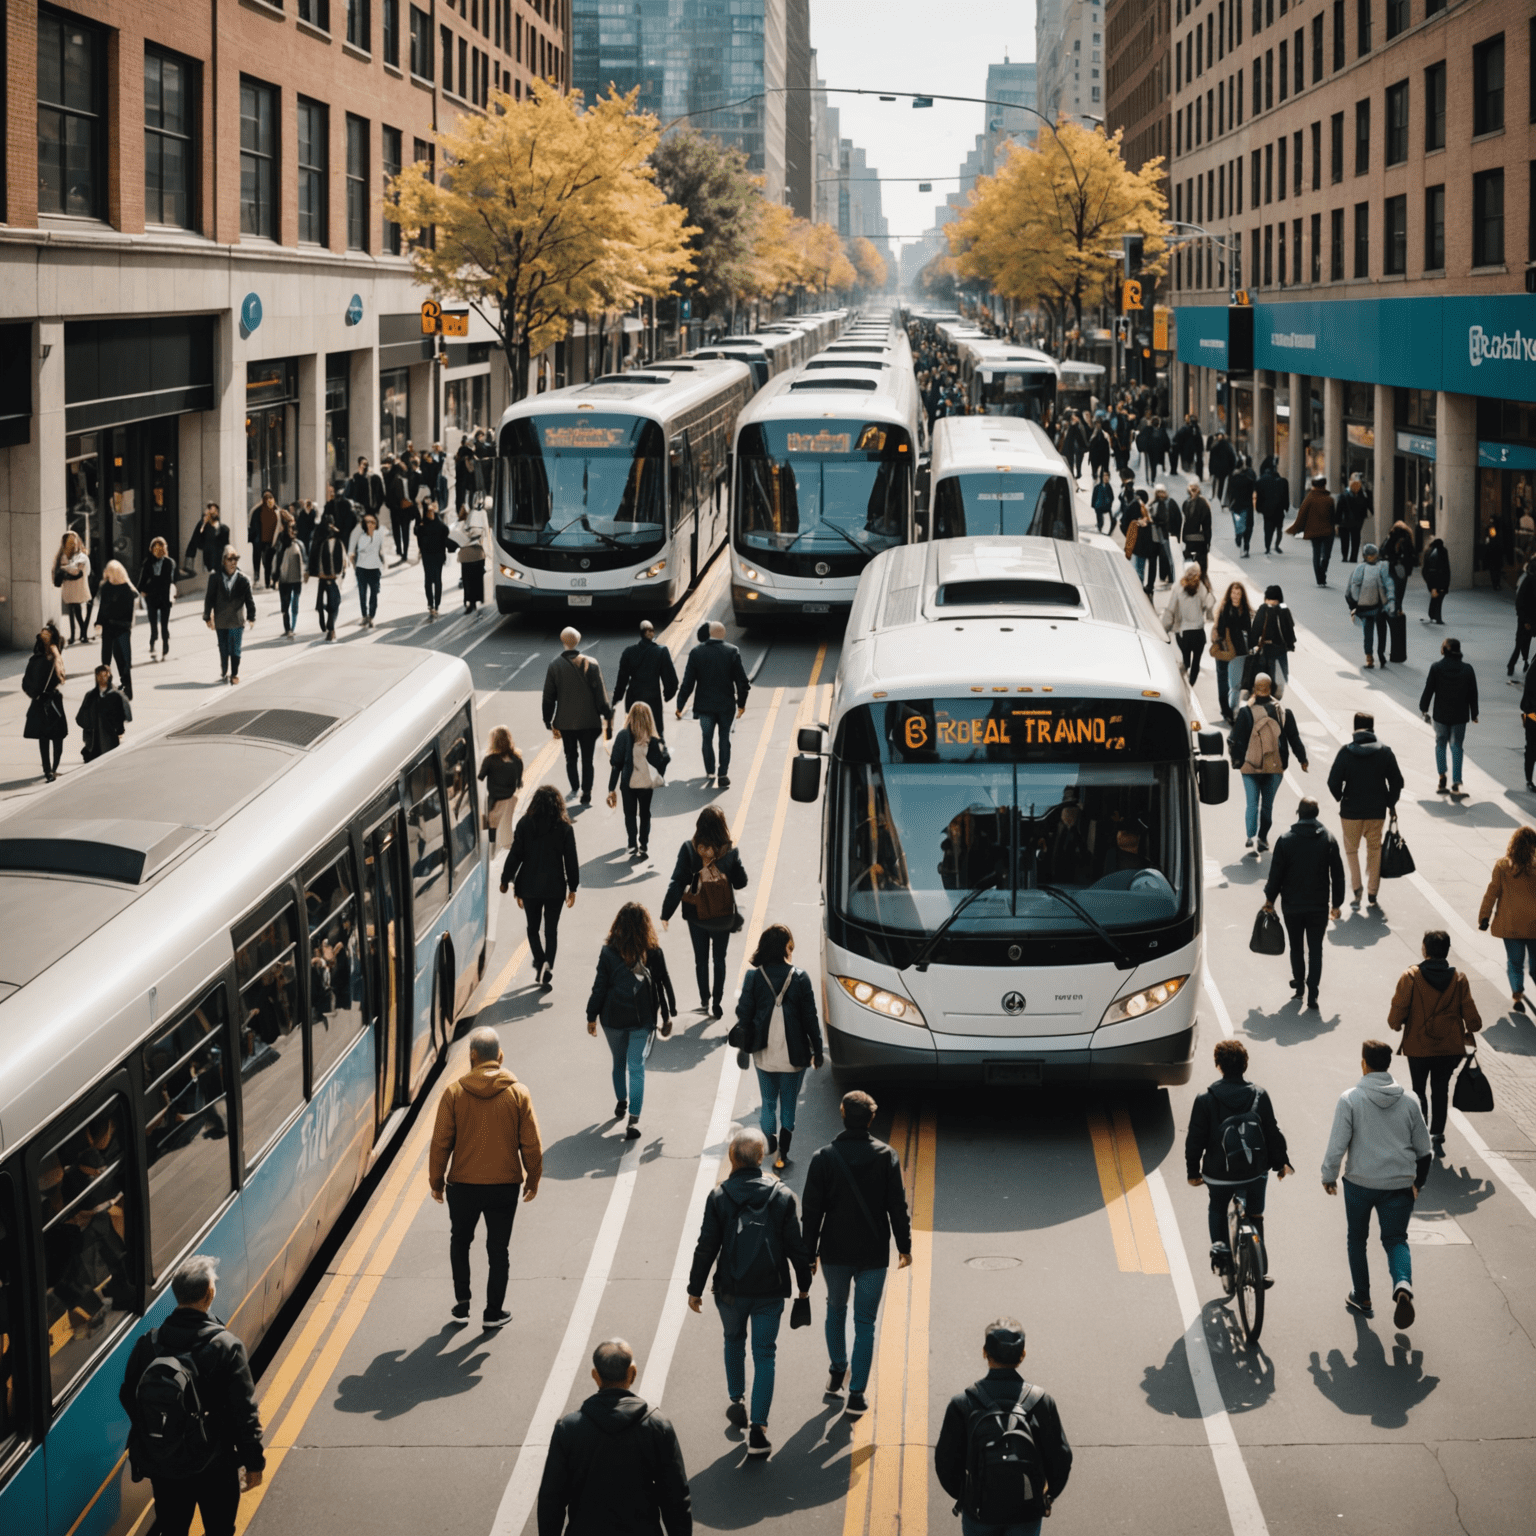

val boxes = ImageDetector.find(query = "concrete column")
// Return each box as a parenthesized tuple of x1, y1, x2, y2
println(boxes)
(1323, 375, 1345, 493)
(1288, 373, 1309, 494)
(0, 321, 66, 647)
(1438, 390, 1478, 593)
(1371, 382, 1395, 549)
(297, 353, 325, 507)
(350, 346, 378, 477)
(1253, 370, 1275, 467)
(408, 360, 434, 450)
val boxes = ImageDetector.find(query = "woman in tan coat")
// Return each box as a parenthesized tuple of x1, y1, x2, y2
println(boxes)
(1387, 929, 1481, 1154)
(54, 531, 91, 644)
(1478, 825, 1536, 1011)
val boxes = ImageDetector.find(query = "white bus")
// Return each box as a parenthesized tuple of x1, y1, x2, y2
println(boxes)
(493, 359, 753, 614)
(730, 357, 924, 625)
(956, 339, 1061, 425)
(925, 416, 1078, 542)
(792, 535, 1230, 1086)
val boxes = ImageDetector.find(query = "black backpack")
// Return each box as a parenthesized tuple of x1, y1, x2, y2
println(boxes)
(719, 1185, 784, 1293)
(604, 951, 655, 1030)
(1215, 1087, 1269, 1176)
(963, 1383, 1047, 1524)
(132, 1332, 222, 1478)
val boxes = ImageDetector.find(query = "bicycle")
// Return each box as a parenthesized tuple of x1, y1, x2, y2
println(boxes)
(1213, 1187, 1266, 1345)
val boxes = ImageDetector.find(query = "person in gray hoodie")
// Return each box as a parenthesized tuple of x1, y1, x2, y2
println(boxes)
(1321, 1039, 1432, 1329)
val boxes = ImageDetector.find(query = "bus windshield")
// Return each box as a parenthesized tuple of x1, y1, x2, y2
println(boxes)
(736, 419, 910, 566)
(933, 473, 1076, 539)
(976, 371, 1056, 425)
(833, 698, 1191, 938)
(498, 414, 665, 551)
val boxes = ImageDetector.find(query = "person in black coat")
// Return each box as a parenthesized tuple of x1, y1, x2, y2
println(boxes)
(1520, 664, 1536, 791)
(1225, 457, 1257, 557)
(1419, 637, 1479, 793)
(585, 903, 675, 1142)
(735, 924, 823, 1171)
(535, 1339, 691, 1536)
(661, 805, 748, 1015)
(606, 702, 669, 859)
(1208, 433, 1237, 502)
(204, 548, 258, 681)
(1262, 799, 1344, 1007)
(138, 537, 177, 662)
(94, 560, 138, 700)
(1245, 586, 1296, 688)
(1334, 475, 1371, 563)
(1087, 424, 1112, 477)
(23, 622, 68, 781)
(1325, 712, 1404, 905)
(1180, 482, 1213, 575)
(185, 504, 232, 575)
(1255, 464, 1290, 554)
(346, 456, 385, 521)
(414, 501, 457, 616)
(76, 665, 133, 762)
(500, 784, 579, 988)
(676, 623, 751, 787)
(1090, 470, 1115, 534)
(1509, 557, 1536, 679)
(1421, 538, 1451, 624)
(613, 621, 680, 739)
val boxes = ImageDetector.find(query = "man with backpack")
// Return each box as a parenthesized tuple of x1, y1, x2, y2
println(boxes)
(686, 1127, 812, 1459)
(1228, 673, 1308, 855)
(1262, 797, 1345, 1010)
(119, 1254, 264, 1536)
(800, 1090, 913, 1420)
(676, 621, 751, 789)
(1185, 1039, 1294, 1283)
(934, 1318, 1072, 1536)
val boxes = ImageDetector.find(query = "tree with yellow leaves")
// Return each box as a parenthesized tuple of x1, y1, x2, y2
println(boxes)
(948, 120, 1165, 335)
(390, 84, 695, 401)
(797, 221, 858, 296)
(850, 236, 889, 294)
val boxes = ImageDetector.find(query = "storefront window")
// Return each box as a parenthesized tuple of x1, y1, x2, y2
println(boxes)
(65, 436, 100, 547)
(1479, 468, 1535, 581)
(325, 361, 350, 491)
(1396, 388, 1437, 432)
(246, 359, 299, 509)
(444, 373, 490, 446)
(380, 368, 409, 457)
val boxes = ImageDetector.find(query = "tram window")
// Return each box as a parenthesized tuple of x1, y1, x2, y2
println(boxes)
(439, 708, 479, 879)
(36, 1096, 134, 1402)
(668, 433, 695, 529)
(306, 851, 366, 1085)
(141, 985, 233, 1281)
(406, 751, 449, 926)
(0, 1171, 30, 1455)
(235, 904, 306, 1166)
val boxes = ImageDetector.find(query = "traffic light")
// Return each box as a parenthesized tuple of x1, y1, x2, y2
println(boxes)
(1122, 233, 1144, 275)
(1114, 316, 1131, 346)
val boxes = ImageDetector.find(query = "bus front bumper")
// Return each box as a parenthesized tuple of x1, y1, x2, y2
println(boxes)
(495, 583, 670, 614)
(732, 584, 854, 620)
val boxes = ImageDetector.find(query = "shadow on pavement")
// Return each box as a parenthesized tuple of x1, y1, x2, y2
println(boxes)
(1140, 1303, 1278, 1417)
(1139, 1333, 1200, 1418)
(332, 1326, 492, 1420)
(1481, 1013, 1536, 1055)
(647, 1016, 728, 1074)
(687, 1404, 855, 1528)
(1414, 1160, 1496, 1218)
(1412, 796, 1519, 829)
(539, 1123, 635, 1181)
(1238, 1002, 1341, 1045)
(1327, 912, 1394, 949)
(1307, 1313, 1439, 1428)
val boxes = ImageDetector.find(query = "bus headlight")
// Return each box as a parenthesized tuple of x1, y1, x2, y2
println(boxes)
(833, 975, 926, 1026)
(636, 559, 667, 580)
(1099, 975, 1189, 1027)
(739, 564, 763, 583)
(498, 564, 526, 581)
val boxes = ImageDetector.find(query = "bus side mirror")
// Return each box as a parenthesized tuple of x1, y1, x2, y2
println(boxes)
(791, 755, 823, 803)
(1196, 730, 1224, 756)
(1197, 759, 1230, 805)
(796, 726, 824, 753)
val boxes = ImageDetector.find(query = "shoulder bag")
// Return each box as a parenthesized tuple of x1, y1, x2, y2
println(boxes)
(1379, 811, 1415, 879)
(1451, 1052, 1494, 1113)
(1249, 906, 1286, 956)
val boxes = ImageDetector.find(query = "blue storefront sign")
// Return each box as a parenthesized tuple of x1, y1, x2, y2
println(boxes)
(1479, 440, 1536, 471)
(1396, 431, 1436, 460)
(345, 293, 363, 326)
(1174, 303, 1229, 367)
(240, 292, 262, 334)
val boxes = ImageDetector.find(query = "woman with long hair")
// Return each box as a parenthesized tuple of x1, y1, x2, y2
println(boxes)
(22, 621, 68, 781)
(94, 559, 138, 700)
(1479, 825, 1536, 1011)
(137, 536, 176, 661)
(273, 508, 310, 638)
(478, 725, 524, 855)
(55, 531, 91, 644)
(661, 804, 748, 1016)
(606, 701, 669, 860)
(1212, 581, 1253, 722)
(585, 902, 675, 1141)
(736, 924, 822, 1170)
(499, 782, 579, 988)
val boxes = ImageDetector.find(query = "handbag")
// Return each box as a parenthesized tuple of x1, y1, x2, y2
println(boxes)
(1451, 1052, 1495, 1113)
(789, 1295, 812, 1329)
(1379, 812, 1415, 879)
(1249, 906, 1286, 956)
(1210, 629, 1236, 663)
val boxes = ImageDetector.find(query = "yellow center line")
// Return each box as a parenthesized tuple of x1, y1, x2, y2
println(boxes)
(1086, 1104, 1168, 1275)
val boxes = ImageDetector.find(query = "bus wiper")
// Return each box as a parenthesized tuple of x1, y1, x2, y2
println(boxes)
(1035, 884, 1133, 968)
(578, 515, 628, 553)
(905, 875, 1001, 972)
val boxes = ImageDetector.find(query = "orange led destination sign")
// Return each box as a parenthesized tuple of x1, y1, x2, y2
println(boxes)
(786, 430, 852, 454)
(542, 425, 627, 449)
(905, 709, 1126, 752)
(882, 697, 1187, 764)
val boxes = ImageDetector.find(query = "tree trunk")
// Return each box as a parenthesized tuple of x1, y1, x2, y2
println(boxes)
(508, 335, 531, 404)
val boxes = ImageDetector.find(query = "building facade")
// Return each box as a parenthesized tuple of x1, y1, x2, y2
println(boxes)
(1168, 0, 1535, 586)
(0, 0, 571, 647)
(1106, 0, 1172, 172)
(983, 58, 1039, 173)
(1037, 0, 1107, 125)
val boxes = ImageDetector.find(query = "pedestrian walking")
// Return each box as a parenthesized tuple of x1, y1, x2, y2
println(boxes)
(1346, 545, 1395, 671)
(1124, 498, 1158, 597)
(1090, 469, 1115, 534)
(271, 510, 308, 639)
(308, 514, 348, 642)
(606, 701, 669, 859)
(1115, 471, 1140, 535)
(1325, 711, 1404, 911)
(660, 805, 748, 1017)
(1150, 484, 1177, 586)
(1208, 431, 1236, 503)
(1185, 1039, 1293, 1281)
(415, 500, 455, 617)
(1060, 411, 1087, 480)
(347, 456, 385, 523)
(1478, 825, 1536, 1011)
(247, 489, 281, 588)
(686, 1127, 813, 1459)
(22, 621, 68, 781)
(536, 1338, 692, 1536)
(1211, 581, 1251, 723)
(1244, 585, 1297, 688)
(1335, 474, 1370, 564)
(1321, 1039, 1431, 1328)
(1509, 558, 1536, 680)
(1480, 514, 1505, 589)
(801, 1090, 912, 1419)
(1262, 798, 1343, 1009)
(1087, 423, 1112, 481)
(1162, 563, 1215, 683)
(94, 559, 137, 700)
(478, 726, 525, 855)
(1255, 460, 1291, 555)
(1381, 519, 1418, 613)
(385, 456, 416, 563)
(1420, 537, 1450, 625)
(1180, 479, 1212, 575)
(586, 902, 675, 1142)
(136, 538, 176, 662)
(428, 1026, 542, 1329)
(1521, 668, 1536, 791)
(736, 924, 823, 1171)
(203, 548, 256, 683)
(454, 440, 477, 513)
(676, 621, 750, 788)
(1288, 475, 1336, 586)
(119, 1255, 264, 1536)
(454, 507, 487, 612)
(185, 503, 232, 577)
(76, 664, 132, 761)
(1388, 930, 1481, 1157)
(347, 511, 387, 627)
(1225, 455, 1257, 557)
(614, 620, 680, 740)
(54, 530, 92, 644)
(500, 784, 580, 989)
(1419, 637, 1479, 795)
(543, 628, 612, 805)
(934, 1317, 1073, 1536)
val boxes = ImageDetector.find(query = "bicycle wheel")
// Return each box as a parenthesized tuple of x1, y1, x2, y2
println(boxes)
(1234, 1229, 1265, 1345)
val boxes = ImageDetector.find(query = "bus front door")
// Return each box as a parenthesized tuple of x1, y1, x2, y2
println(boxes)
(363, 815, 408, 1139)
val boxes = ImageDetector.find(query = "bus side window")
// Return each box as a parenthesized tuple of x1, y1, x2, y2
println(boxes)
(235, 904, 305, 1167)
(668, 434, 690, 530)
(141, 984, 234, 1282)
(406, 751, 450, 927)
(439, 707, 479, 881)
(0, 1168, 32, 1456)
(305, 851, 366, 1087)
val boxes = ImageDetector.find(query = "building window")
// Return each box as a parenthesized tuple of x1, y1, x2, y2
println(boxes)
(1332, 0, 1344, 71)
(1265, 48, 1273, 110)
(1356, 0, 1371, 57)
(1276, 137, 1286, 200)
(1383, 194, 1406, 274)
(410, 5, 434, 79)
(1330, 111, 1344, 182)
(1473, 35, 1504, 136)
(381, 124, 402, 254)
(1385, 81, 1408, 165)
(1423, 63, 1446, 152)
(1264, 222, 1273, 285)
(1310, 120, 1321, 189)
(1472, 169, 1504, 266)
(1355, 98, 1369, 174)
(144, 47, 195, 229)
(1530, 162, 1536, 262)
(383, 0, 399, 65)
(1277, 220, 1286, 283)
(1353, 200, 1369, 277)
(412, 137, 435, 249)
(37, 8, 105, 218)
(346, 115, 368, 250)
(1330, 206, 1345, 279)
(1424, 184, 1445, 269)
(1385, 0, 1407, 40)
(1251, 149, 1261, 207)
(347, 0, 370, 48)
(297, 0, 330, 27)
(1310, 210, 1322, 281)
(1292, 216, 1302, 283)
(240, 78, 277, 238)
(297, 99, 328, 245)
(1293, 129, 1302, 195)
(1279, 39, 1288, 101)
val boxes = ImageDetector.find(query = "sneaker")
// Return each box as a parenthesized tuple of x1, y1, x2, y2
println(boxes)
(1368, 893, 1382, 912)
(844, 1391, 869, 1418)
(539, 962, 553, 989)
(1432, 1133, 1445, 1157)
(625, 1117, 641, 1141)
(746, 1425, 771, 1457)
(712, 1002, 724, 1020)
(1351, 889, 1363, 909)
(628, 845, 639, 859)
(1289, 978, 1304, 997)
(1514, 995, 1527, 1014)
(450, 1300, 471, 1324)
(726, 1399, 748, 1429)
(1256, 837, 1269, 853)
(718, 774, 731, 789)
(825, 1367, 847, 1396)
(1306, 991, 1319, 1010)
(1345, 1291, 1374, 1318)
(1245, 837, 1254, 850)
(766, 1133, 778, 1154)
(1437, 776, 1448, 794)
(1452, 782, 1462, 795)
(482, 1309, 512, 1329)
(1393, 1286, 1415, 1329)
(1526, 781, 1535, 793)
(638, 845, 648, 859)
(614, 1099, 628, 1119)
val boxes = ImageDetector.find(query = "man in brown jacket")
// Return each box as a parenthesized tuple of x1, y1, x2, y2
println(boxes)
(430, 1026, 543, 1328)
(1387, 930, 1482, 1156)
(1288, 474, 1337, 588)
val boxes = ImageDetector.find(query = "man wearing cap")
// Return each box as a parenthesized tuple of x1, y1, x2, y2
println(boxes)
(1289, 475, 1338, 587)
(935, 1317, 1073, 1535)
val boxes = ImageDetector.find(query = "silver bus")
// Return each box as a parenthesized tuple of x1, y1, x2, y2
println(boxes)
(926, 416, 1078, 542)
(956, 340, 1061, 426)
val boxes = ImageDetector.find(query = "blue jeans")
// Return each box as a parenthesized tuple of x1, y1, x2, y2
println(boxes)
(1206, 1174, 1268, 1246)
(356, 565, 381, 618)
(278, 582, 302, 632)
(1433, 721, 1465, 781)
(1215, 657, 1235, 716)
(1502, 937, 1536, 995)
(755, 1068, 805, 1138)
(215, 627, 243, 676)
(821, 1264, 887, 1393)
(603, 1025, 652, 1117)
(715, 1294, 783, 1425)
(1342, 1179, 1414, 1298)
(961, 1518, 1042, 1536)
(1242, 772, 1280, 840)
(698, 711, 735, 776)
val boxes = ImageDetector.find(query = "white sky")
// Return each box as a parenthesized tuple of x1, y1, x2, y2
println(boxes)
(809, 0, 1038, 252)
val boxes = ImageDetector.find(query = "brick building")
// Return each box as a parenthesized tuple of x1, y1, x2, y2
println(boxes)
(0, 0, 571, 645)
(1166, 0, 1536, 587)
(1106, 0, 1172, 173)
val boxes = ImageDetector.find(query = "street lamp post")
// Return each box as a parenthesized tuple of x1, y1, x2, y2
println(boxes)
(1165, 221, 1243, 303)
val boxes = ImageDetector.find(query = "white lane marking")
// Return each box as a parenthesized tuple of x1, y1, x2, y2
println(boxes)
(1145, 1168, 1271, 1536)
(487, 1141, 644, 1536)
(1448, 1109, 1536, 1225)
(1202, 964, 1236, 1038)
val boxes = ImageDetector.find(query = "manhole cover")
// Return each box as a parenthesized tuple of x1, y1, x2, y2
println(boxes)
(965, 1255, 1022, 1270)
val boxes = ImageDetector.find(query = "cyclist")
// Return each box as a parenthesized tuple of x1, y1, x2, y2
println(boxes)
(1185, 1039, 1294, 1284)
